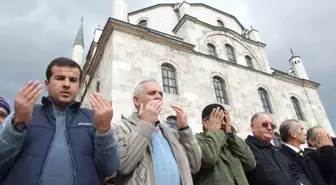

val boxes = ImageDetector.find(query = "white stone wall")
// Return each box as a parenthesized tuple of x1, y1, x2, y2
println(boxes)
(128, 4, 271, 72)
(128, 4, 244, 36)
(175, 20, 271, 73)
(188, 4, 243, 34)
(128, 5, 179, 35)
(80, 30, 333, 136)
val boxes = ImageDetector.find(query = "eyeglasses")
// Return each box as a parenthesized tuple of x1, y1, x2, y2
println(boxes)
(261, 122, 276, 130)
(0, 111, 8, 118)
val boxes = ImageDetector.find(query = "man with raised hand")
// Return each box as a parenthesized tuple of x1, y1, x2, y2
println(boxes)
(305, 126, 336, 185)
(195, 104, 255, 185)
(0, 57, 119, 185)
(110, 79, 201, 185)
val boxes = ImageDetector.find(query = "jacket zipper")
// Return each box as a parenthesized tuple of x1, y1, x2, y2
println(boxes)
(37, 114, 56, 185)
(37, 102, 78, 185)
(65, 124, 78, 185)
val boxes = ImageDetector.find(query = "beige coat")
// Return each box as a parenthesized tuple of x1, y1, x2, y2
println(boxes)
(109, 112, 202, 185)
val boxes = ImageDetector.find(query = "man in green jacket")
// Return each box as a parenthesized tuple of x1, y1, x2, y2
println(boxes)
(194, 104, 256, 185)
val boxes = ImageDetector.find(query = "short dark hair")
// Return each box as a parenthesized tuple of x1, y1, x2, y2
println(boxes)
(279, 119, 298, 143)
(202, 103, 225, 120)
(46, 57, 82, 81)
(306, 126, 321, 147)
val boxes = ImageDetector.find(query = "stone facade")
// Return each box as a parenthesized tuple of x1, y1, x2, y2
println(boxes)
(79, 2, 334, 137)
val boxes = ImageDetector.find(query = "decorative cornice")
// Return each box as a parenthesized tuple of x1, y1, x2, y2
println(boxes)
(172, 14, 266, 48)
(271, 68, 320, 89)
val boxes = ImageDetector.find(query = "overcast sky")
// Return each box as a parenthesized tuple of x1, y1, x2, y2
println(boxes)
(0, 0, 335, 129)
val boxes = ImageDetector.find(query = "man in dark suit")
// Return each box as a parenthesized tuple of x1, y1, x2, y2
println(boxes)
(305, 126, 336, 185)
(245, 113, 311, 185)
(279, 119, 326, 185)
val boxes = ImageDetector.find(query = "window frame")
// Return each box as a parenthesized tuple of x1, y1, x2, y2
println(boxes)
(161, 64, 178, 95)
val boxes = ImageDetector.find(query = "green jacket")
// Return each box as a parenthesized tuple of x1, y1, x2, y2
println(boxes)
(194, 130, 256, 185)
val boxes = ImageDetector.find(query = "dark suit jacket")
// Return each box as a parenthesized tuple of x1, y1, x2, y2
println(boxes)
(305, 146, 336, 185)
(280, 144, 326, 185)
(245, 136, 311, 185)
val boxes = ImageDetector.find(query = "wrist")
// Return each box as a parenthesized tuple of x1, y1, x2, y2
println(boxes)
(96, 126, 111, 135)
(11, 118, 27, 132)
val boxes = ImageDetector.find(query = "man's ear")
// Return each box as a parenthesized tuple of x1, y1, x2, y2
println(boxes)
(133, 96, 139, 107)
(290, 131, 296, 138)
(308, 139, 315, 147)
(44, 80, 49, 91)
(250, 123, 255, 132)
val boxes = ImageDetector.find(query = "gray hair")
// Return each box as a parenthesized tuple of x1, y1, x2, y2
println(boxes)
(306, 126, 323, 147)
(133, 79, 159, 96)
(250, 112, 270, 123)
(279, 119, 299, 142)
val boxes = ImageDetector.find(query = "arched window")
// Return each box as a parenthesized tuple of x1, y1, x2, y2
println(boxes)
(245, 55, 253, 68)
(291, 97, 304, 120)
(258, 88, 273, 114)
(166, 115, 177, 130)
(161, 64, 178, 95)
(217, 20, 224, 27)
(207, 43, 217, 57)
(225, 44, 236, 62)
(138, 20, 147, 27)
(213, 76, 229, 105)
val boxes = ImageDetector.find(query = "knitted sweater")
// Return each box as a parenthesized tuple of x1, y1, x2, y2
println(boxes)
(194, 130, 256, 185)
(108, 112, 202, 185)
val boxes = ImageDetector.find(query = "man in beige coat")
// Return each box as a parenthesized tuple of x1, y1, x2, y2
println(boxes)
(109, 79, 201, 185)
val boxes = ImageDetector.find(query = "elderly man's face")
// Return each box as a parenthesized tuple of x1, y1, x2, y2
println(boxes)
(251, 113, 276, 143)
(0, 107, 9, 124)
(133, 81, 163, 111)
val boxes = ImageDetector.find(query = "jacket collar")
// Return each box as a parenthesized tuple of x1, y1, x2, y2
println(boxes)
(122, 112, 160, 126)
(246, 135, 273, 148)
(281, 144, 303, 157)
(282, 143, 301, 153)
(41, 96, 80, 112)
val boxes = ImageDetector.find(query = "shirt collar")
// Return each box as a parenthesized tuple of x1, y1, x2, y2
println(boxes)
(283, 143, 301, 153)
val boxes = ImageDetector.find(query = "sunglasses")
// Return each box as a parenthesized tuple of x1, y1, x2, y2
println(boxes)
(261, 122, 276, 130)
(0, 111, 8, 118)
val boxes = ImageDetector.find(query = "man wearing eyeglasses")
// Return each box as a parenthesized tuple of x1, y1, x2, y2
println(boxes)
(279, 119, 326, 185)
(245, 112, 311, 185)
(0, 96, 11, 129)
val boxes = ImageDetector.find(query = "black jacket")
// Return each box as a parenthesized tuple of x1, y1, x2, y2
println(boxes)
(305, 146, 336, 185)
(280, 144, 326, 185)
(245, 136, 311, 185)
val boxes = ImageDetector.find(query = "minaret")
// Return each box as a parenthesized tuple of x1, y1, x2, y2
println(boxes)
(72, 17, 84, 66)
(289, 49, 309, 80)
(112, 0, 128, 22)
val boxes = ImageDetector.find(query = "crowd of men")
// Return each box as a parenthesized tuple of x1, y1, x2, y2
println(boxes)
(0, 57, 335, 185)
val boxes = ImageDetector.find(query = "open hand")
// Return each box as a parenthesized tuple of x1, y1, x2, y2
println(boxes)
(90, 92, 113, 134)
(221, 110, 232, 133)
(315, 133, 333, 148)
(171, 105, 187, 129)
(139, 100, 162, 125)
(205, 107, 224, 131)
(14, 81, 42, 123)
